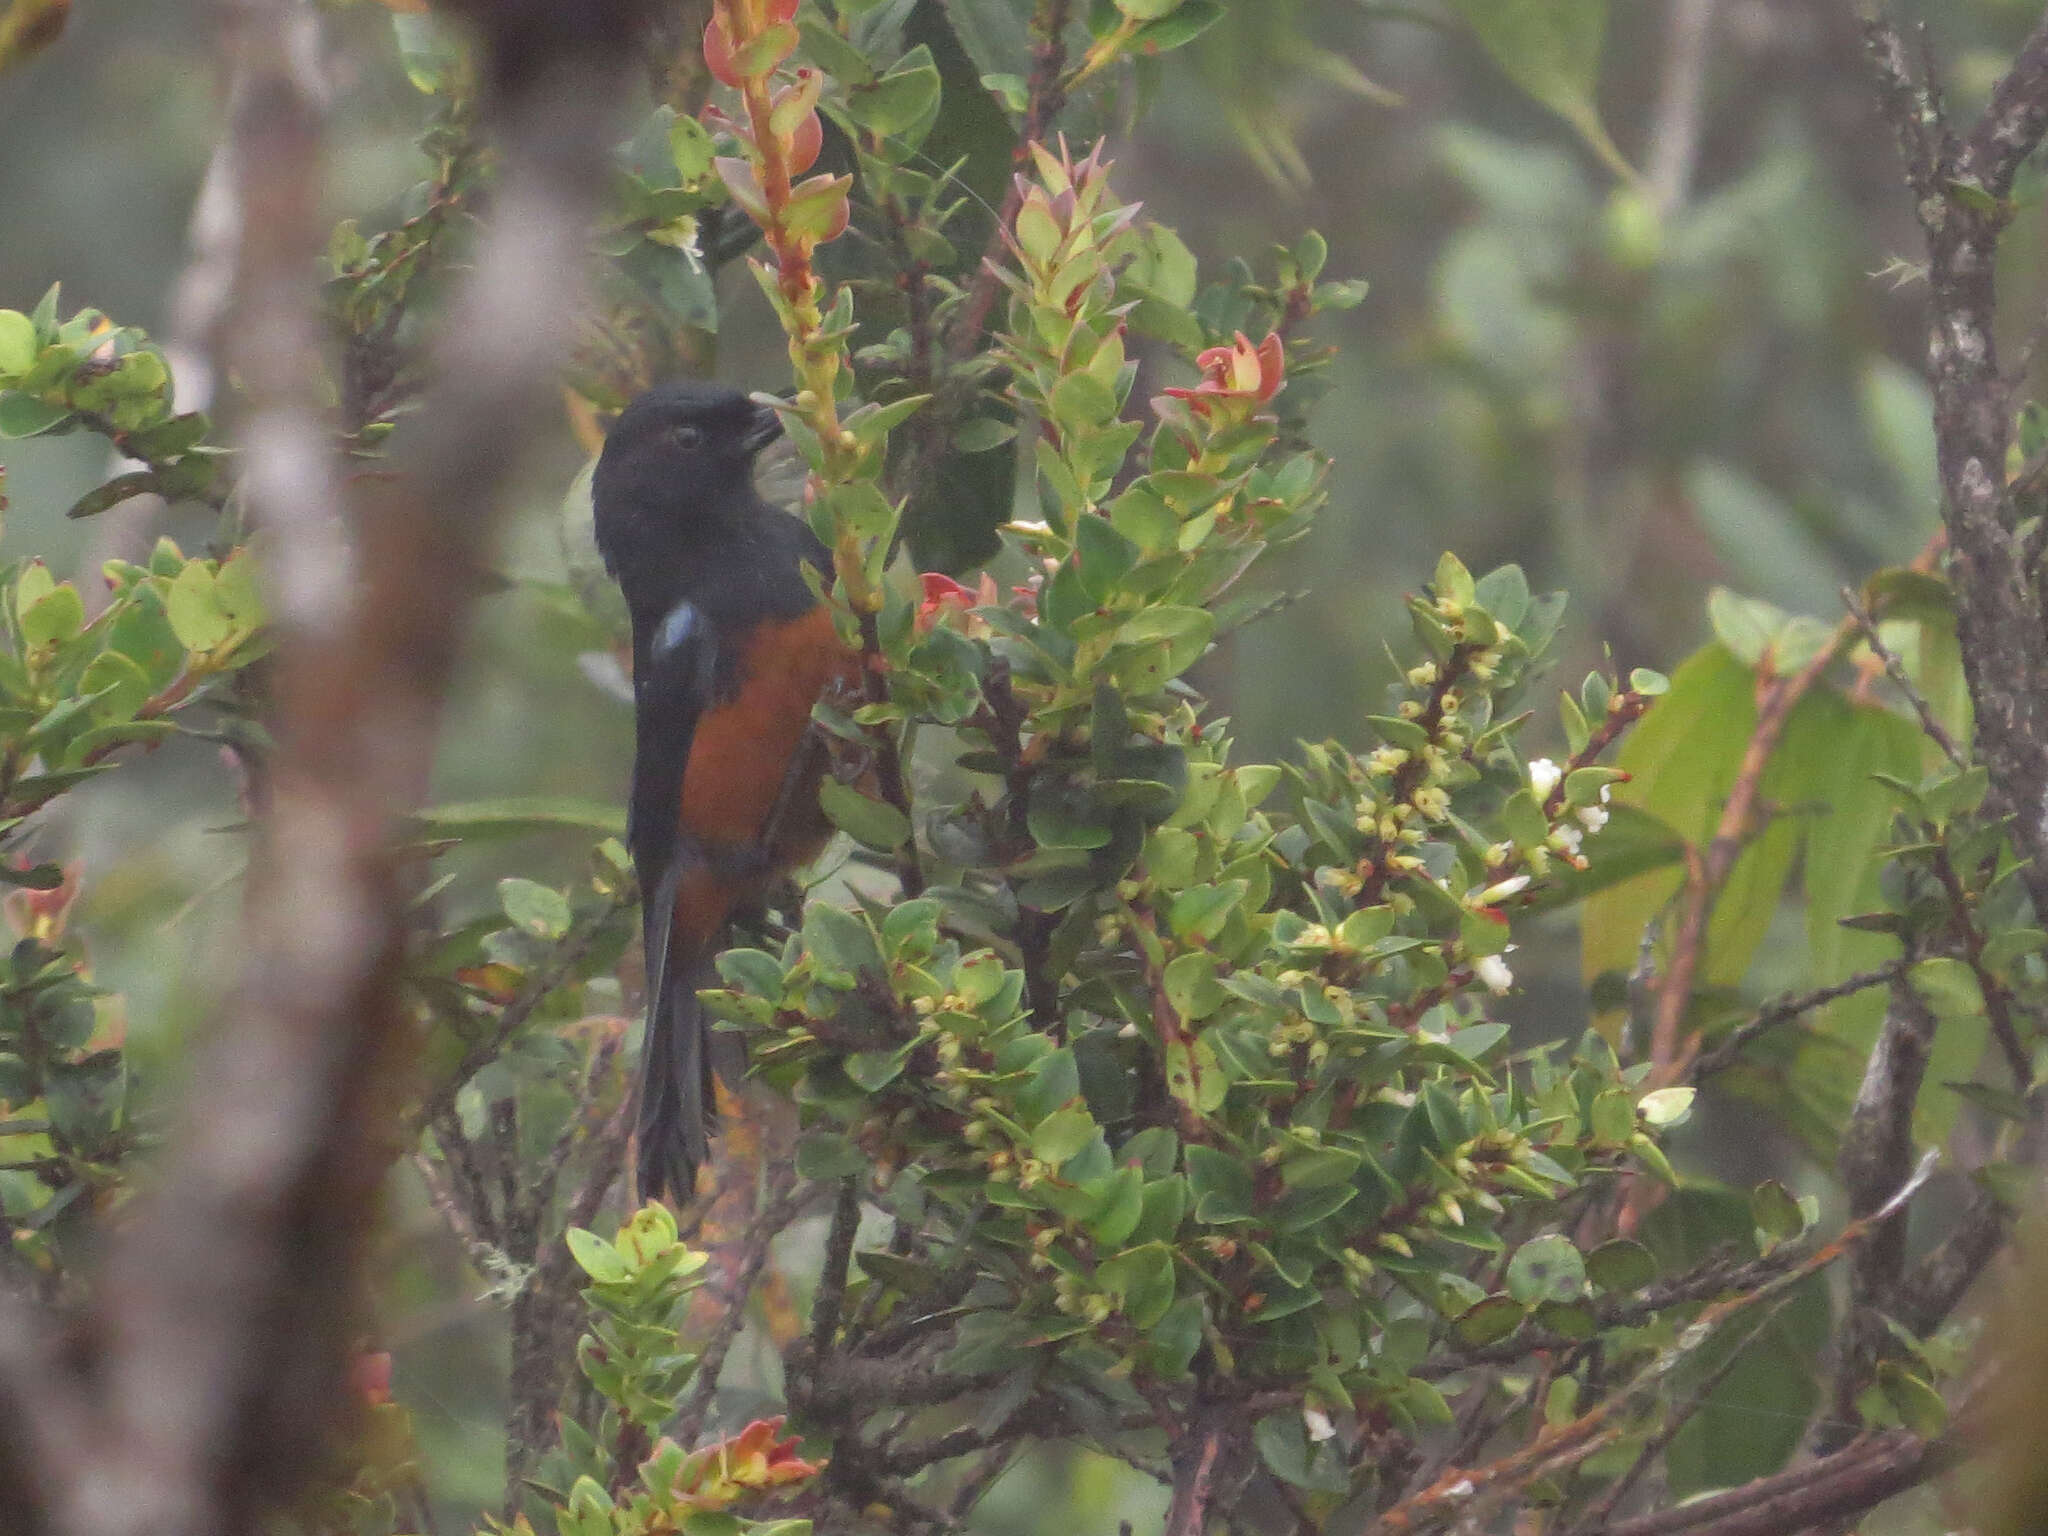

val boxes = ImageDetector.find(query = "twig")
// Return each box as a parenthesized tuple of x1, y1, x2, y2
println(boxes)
(0, 6, 648, 1533)
(1383, 1154, 1939, 1529)
(505, 1052, 634, 1499)
(1926, 838, 2034, 1089)
(1896, 1181, 2013, 1336)
(944, 0, 1072, 366)
(1598, 1429, 1953, 1536)
(430, 1107, 504, 1251)
(672, 1168, 806, 1445)
(1163, 1409, 1238, 1536)
(412, 1148, 513, 1283)
(409, 897, 623, 1137)
(1822, 977, 1942, 1453)
(809, 1177, 863, 1357)
(1691, 962, 1909, 1079)
(1648, 534, 1940, 1088)
(1556, 1301, 1794, 1536)
(1648, 623, 1852, 1084)
(1645, 0, 1719, 215)
(856, 610, 925, 898)
(979, 660, 1058, 1023)
(1840, 586, 1965, 769)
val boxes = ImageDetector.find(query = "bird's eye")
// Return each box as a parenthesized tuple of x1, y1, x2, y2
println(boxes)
(664, 423, 704, 452)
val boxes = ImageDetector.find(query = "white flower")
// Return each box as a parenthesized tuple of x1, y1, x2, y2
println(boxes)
(1527, 758, 1562, 798)
(1475, 875, 1531, 904)
(1552, 823, 1584, 857)
(1577, 804, 1610, 835)
(1476, 952, 1515, 994)
(1303, 1406, 1337, 1443)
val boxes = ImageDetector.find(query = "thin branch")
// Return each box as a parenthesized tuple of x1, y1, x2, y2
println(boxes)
(1841, 586, 1965, 768)
(1163, 1409, 1240, 1536)
(0, 4, 647, 1532)
(1555, 1300, 1795, 1536)
(1645, 0, 1719, 215)
(809, 1177, 863, 1357)
(413, 1148, 514, 1283)
(855, 610, 925, 898)
(945, 0, 1072, 366)
(410, 895, 624, 1137)
(1648, 535, 1941, 1088)
(673, 1169, 807, 1446)
(1648, 625, 1851, 1082)
(1927, 837, 2034, 1089)
(1598, 1429, 1953, 1536)
(1384, 1155, 1939, 1529)
(1895, 1182, 2013, 1336)
(1691, 962, 1909, 1079)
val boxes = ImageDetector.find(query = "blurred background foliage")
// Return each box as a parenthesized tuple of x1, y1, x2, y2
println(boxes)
(0, 0, 2029, 1527)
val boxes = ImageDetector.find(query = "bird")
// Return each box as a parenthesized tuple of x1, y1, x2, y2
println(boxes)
(592, 379, 858, 1203)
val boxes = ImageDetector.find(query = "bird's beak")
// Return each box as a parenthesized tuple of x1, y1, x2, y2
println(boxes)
(744, 399, 786, 453)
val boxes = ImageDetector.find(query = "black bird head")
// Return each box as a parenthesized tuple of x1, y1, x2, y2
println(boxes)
(592, 381, 785, 604)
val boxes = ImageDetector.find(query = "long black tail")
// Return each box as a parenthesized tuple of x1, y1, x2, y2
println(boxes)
(635, 960, 715, 1205)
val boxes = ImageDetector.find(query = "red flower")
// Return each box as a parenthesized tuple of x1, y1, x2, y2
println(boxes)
(1161, 331, 1286, 421)
(916, 572, 975, 632)
(915, 571, 1000, 635)
(722, 1416, 822, 1488)
(662, 1415, 826, 1512)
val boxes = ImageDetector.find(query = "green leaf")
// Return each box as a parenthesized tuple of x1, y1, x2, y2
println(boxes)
(565, 1227, 632, 1284)
(1585, 1239, 1657, 1293)
(65, 470, 161, 522)
(1096, 1242, 1175, 1328)
(164, 560, 231, 652)
(1581, 644, 1797, 1041)
(1442, 0, 1632, 181)
(1186, 1143, 1253, 1223)
(845, 1048, 907, 1091)
(797, 18, 876, 84)
(820, 778, 911, 850)
(1909, 957, 1983, 1019)
(1168, 879, 1248, 941)
(1504, 1233, 1584, 1305)
(499, 877, 572, 940)
(669, 112, 715, 182)
(1130, 0, 1223, 51)
(79, 651, 151, 722)
(1637, 1086, 1695, 1128)
(1115, 606, 1213, 679)
(1749, 1179, 1806, 1249)
(795, 1132, 868, 1180)
(1032, 1105, 1096, 1167)
(409, 797, 627, 841)
(844, 47, 942, 138)
(19, 582, 82, 646)
(0, 312, 34, 377)
(0, 392, 70, 438)
(1455, 1293, 1527, 1345)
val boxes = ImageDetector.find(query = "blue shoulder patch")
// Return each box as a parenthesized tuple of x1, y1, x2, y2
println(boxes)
(652, 600, 702, 659)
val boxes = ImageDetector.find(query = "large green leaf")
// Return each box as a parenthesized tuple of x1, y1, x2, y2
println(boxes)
(409, 797, 627, 842)
(1442, 0, 1633, 181)
(1583, 644, 1793, 1035)
(1704, 691, 1918, 1153)
(1642, 1184, 1828, 1495)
